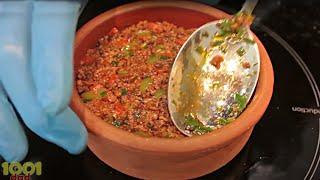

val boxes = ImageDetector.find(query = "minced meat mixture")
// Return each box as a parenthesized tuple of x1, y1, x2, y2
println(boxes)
(76, 21, 194, 138)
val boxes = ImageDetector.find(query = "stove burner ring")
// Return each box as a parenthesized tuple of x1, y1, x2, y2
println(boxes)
(259, 24, 320, 180)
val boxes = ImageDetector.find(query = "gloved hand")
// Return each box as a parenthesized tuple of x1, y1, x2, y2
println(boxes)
(0, 0, 88, 162)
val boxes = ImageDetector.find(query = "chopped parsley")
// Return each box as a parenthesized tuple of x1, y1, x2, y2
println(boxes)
(140, 77, 153, 93)
(111, 60, 119, 67)
(218, 118, 233, 125)
(154, 89, 165, 99)
(97, 88, 107, 98)
(147, 54, 158, 64)
(184, 115, 212, 135)
(236, 47, 246, 57)
(120, 88, 128, 96)
(235, 93, 247, 111)
(244, 38, 255, 44)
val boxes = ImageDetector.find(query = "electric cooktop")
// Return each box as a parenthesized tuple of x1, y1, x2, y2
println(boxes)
(1, 0, 319, 179)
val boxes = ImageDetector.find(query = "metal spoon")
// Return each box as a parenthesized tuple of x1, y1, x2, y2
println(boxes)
(168, 0, 260, 136)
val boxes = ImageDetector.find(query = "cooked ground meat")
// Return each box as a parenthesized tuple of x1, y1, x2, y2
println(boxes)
(76, 21, 194, 138)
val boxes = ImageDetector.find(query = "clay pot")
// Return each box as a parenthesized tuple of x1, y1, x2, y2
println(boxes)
(71, 1, 274, 179)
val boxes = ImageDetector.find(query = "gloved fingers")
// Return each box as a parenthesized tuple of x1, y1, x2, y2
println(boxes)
(0, 83, 28, 162)
(32, 1, 81, 116)
(47, 107, 88, 154)
(0, 1, 87, 154)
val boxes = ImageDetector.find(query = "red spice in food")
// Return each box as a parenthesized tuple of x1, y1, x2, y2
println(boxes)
(242, 61, 251, 69)
(77, 21, 194, 138)
(210, 55, 224, 69)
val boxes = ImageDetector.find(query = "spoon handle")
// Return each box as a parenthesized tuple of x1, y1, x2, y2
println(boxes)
(240, 0, 258, 15)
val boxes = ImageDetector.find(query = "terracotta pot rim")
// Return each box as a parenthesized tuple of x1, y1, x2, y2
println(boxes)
(71, 0, 274, 153)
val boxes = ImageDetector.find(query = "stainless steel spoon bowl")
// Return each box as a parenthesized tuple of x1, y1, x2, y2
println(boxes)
(168, 0, 260, 136)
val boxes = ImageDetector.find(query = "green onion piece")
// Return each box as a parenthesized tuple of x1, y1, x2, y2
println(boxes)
(155, 44, 165, 50)
(219, 19, 232, 32)
(147, 54, 158, 64)
(244, 38, 255, 44)
(120, 88, 128, 96)
(184, 115, 212, 134)
(140, 77, 153, 93)
(219, 118, 233, 125)
(111, 60, 119, 67)
(117, 69, 128, 75)
(195, 46, 204, 54)
(185, 115, 201, 128)
(141, 42, 148, 49)
(125, 50, 134, 57)
(196, 126, 213, 134)
(160, 55, 169, 60)
(154, 89, 165, 99)
(123, 45, 134, 57)
(211, 40, 224, 47)
(235, 93, 247, 111)
(81, 91, 96, 103)
(97, 88, 107, 98)
(236, 47, 246, 57)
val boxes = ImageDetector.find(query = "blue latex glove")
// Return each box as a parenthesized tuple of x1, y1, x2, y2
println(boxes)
(0, 0, 88, 162)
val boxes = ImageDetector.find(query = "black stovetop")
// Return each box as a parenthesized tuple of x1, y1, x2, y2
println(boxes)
(2, 0, 320, 179)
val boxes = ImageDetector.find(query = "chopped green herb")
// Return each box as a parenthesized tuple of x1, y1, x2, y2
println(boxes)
(122, 45, 134, 57)
(81, 91, 96, 103)
(160, 55, 169, 60)
(210, 40, 224, 47)
(147, 54, 158, 64)
(140, 77, 153, 93)
(235, 93, 247, 111)
(120, 88, 128, 96)
(97, 88, 107, 98)
(219, 44, 228, 54)
(184, 115, 212, 134)
(219, 118, 233, 125)
(218, 19, 232, 32)
(117, 69, 128, 75)
(154, 89, 165, 99)
(141, 42, 148, 49)
(218, 30, 231, 37)
(126, 50, 134, 57)
(244, 38, 255, 44)
(155, 44, 165, 50)
(195, 46, 204, 54)
(111, 60, 119, 67)
(112, 120, 122, 127)
(185, 115, 201, 128)
(236, 47, 246, 56)
(196, 126, 213, 134)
